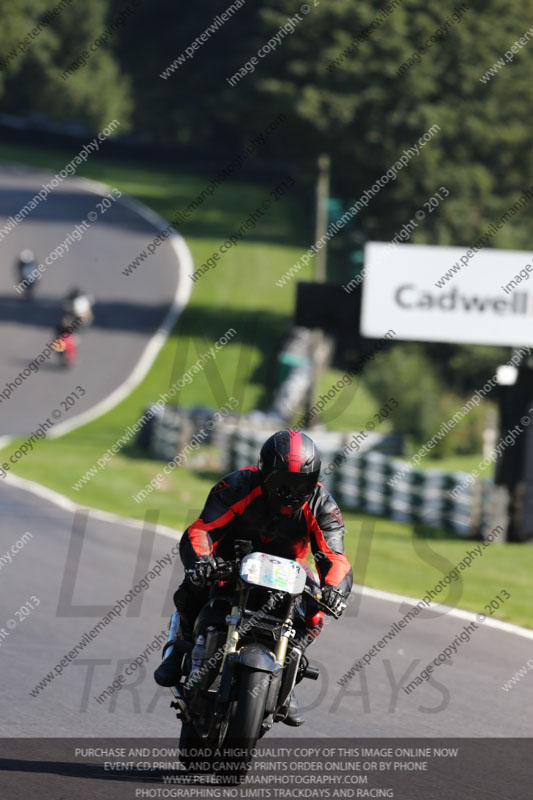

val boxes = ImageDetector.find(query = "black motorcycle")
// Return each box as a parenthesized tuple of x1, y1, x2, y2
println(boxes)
(162, 539, 338, 777)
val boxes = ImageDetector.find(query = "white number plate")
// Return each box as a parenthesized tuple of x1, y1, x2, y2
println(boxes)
(240, 552, 307, 595)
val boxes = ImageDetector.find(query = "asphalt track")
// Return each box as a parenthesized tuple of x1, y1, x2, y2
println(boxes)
(0, 164, 184, 438)
(1, 477, 532, 741)
(1, 478, 532, 797)
(0, 168, 531, 798)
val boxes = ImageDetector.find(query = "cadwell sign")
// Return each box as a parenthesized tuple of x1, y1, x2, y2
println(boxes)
(360, 242, 533, 346)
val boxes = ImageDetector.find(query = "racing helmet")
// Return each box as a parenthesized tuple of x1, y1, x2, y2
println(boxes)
(258, 430, 321, 514)
(19, 249, 35, 263)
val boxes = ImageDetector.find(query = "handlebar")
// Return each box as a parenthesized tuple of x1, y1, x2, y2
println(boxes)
(185, 558, 236, 584)
(188, 557, 342, 619)
(213, 559, 236, 581)
(303, 585, 342, 619)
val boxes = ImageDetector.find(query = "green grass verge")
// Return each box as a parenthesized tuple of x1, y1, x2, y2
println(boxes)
(1, 141, 530, 629)
(346, 514, 532, 629)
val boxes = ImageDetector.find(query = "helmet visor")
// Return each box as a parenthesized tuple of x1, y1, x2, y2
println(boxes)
(264, 470, 317, 506)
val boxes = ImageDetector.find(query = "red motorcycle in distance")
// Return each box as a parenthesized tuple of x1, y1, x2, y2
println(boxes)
(52, 315, 78, 368)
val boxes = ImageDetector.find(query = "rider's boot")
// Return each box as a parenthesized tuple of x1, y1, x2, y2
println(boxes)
(282, 692, 305, 727)
(154, 610, 192, 687)
(154, 647, 183, 687)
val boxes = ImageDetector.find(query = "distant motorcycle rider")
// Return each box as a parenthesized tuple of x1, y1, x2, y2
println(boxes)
(16, 249, 38, 298)
(63, 288, 94, 327)
(52, 315, 78, 368)
(154, 430, 353, 726)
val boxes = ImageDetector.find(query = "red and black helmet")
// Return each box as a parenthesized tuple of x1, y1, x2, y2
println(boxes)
(258, 430, 321, 514)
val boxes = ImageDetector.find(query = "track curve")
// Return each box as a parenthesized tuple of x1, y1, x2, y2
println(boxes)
(0, 164, 192, 439)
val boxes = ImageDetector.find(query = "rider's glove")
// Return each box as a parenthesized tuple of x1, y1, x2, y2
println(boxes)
(188, 557, 217, 588)
(322, 586, 347, 617)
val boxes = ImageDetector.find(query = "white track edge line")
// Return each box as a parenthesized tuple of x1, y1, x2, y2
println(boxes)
(5, 472, 181, 542)
(5, 472, 533, 642)
(353, 584, 533, 641)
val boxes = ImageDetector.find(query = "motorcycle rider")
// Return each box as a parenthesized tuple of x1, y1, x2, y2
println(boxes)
(154, 429, 353, 726)
(52, 314, 78, 367)
(16, 249, 38, 298)
(63, 288, 94, 327)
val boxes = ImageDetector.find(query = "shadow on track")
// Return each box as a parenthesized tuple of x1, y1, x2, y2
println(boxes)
(0, 295, 171, 334)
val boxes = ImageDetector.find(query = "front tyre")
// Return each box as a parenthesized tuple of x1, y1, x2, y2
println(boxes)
(218, 666, 271, 783)
(179, 722, 215, 772)
(226, 666, 270, 743)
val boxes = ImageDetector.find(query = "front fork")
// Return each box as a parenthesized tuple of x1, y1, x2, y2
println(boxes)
(275, 622, 293, 665)
(217, 597, 298, 726)
(220, 605, 241, 672)
(220, 602, 295, 670)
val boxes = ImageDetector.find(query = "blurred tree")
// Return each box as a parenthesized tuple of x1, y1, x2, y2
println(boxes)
(362, 343, 493, 455)
(110, 0, 263, 149)
(363, 345, 443, 443)
(240, 0, 533, 249)
(3, 0, 531, 239)
(0, 0, 132, 130)
(422, 342, 511, 395)
(104, 0, 533, 252)
(431, 392, 488, 458)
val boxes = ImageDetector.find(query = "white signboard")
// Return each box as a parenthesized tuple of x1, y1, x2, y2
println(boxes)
(360, 242, 533, 346)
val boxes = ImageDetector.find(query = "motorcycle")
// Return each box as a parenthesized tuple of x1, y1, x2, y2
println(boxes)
(16, 254, 38, 300)
(161, 539, 339, 779)
(52, 316, 78, 368)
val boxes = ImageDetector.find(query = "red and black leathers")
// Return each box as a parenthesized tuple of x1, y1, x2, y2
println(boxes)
(180, 465, 353, 597)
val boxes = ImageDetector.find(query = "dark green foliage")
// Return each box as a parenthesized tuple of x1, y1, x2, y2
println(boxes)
(2, 0, 531, 249)
(0, 0, 132, 129)
(1, 0, 530, 453)
(363, 345, 442, 442)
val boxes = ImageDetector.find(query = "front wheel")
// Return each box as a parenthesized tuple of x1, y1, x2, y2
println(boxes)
(179, 722, 216, 772)
(226, 665, 270, 743)
(219, 666, 271, 783)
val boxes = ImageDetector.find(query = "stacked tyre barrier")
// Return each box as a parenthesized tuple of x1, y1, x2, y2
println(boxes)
(140, 405, 223, 461)
(331, 450, 491, 536)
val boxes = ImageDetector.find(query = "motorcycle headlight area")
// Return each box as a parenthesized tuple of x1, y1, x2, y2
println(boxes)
(240, 552, 307, 595)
